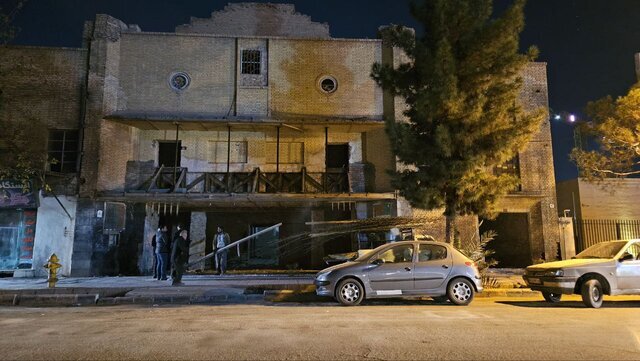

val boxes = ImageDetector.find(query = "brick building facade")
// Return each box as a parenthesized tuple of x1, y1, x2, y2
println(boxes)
(0, 3, 558, 275)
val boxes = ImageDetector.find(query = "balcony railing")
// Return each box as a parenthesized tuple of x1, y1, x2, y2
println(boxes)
(134, 166, 350, 194)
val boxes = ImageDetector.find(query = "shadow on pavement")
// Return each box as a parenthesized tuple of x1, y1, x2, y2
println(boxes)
(497, 300, 640, 308)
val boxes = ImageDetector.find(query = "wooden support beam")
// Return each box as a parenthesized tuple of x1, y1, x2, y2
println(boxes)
(147, 165, 164, 192)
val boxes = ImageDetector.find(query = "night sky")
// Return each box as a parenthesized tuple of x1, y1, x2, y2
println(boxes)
(7, 0, 640, 181)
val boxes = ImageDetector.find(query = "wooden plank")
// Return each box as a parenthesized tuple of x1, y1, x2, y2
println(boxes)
(251, 168, 260, 193)
(185, 173, 206, 191)
(172, 168, 187, 193)
(146, 165, 164, 192)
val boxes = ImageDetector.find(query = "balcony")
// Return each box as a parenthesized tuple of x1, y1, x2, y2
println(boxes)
(131, 166, 351, 194)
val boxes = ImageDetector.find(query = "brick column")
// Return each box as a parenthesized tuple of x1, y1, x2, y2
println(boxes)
(189, 212, 207, 271)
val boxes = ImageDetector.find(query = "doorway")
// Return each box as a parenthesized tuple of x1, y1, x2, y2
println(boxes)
(158, 141, 181, 168)
(326, 144, 349, 170)
(481, 213, 531, 268)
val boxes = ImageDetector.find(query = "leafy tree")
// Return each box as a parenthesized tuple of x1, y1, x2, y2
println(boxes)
(571, 82, 640, 178)
(371, 0, 545, 243)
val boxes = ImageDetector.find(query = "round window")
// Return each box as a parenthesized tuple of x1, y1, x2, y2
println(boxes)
(318, 76, 337, 94)
(169, 72, 190, 91)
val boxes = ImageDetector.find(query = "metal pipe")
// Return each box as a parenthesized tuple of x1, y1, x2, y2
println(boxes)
(227, 125, 231, 174)
(187, 223, 282, 267)
(276, 126, 280, 174)
(173, 123, 180, 185)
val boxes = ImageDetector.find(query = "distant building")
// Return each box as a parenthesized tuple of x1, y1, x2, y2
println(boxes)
(557, 178, 640, 251)
(0, 3, 559, 275)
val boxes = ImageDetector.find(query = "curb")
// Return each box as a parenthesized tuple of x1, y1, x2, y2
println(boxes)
(0, 294, 99, 307)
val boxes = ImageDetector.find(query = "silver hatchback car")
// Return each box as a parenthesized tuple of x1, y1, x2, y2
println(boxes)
(315, 241, 483, 306)
(524, 239, 640, 308)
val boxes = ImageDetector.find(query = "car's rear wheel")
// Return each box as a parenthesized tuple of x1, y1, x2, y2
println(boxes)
(335, 278, 364, 306)
(542, 291, 562, 303)
(447, 278, 474, 306)
(581, 279, 603, 308)
(432, 296, 449, 304)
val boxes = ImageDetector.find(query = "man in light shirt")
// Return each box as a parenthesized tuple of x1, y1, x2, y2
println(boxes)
(214, 226, 231, 275)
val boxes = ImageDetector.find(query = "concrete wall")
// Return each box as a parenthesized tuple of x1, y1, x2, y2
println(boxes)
(33, 195, 77, 277)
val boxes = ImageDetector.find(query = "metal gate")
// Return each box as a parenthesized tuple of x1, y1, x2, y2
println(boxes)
(574, 219, 640, 252)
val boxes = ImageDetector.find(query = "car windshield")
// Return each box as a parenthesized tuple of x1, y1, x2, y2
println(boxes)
(575, 241, 627, 259)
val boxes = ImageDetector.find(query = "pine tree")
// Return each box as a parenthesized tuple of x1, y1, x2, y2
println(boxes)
(571, 82, 640, 178)
(371, 0, 545, 243)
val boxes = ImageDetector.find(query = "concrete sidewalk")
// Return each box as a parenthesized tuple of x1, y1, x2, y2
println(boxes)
(0, 270, 537, 306)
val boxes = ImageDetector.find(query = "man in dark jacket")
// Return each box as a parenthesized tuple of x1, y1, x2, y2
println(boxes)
(151, 234, 157, 279)
(155, 225, 170, 280)
(171, 229, 189, 286)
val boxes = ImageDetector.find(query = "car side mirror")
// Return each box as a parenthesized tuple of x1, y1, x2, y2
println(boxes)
(619, 253, 635, 262)
(372, 258, 385, 266)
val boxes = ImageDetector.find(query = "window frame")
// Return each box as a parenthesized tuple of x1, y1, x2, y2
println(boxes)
(47, 129, 79, 174)
(241, 49, 262, 75)
(208, 140, 248, 164)
(374, 244, 415, 264)
(417, 243, 448, 263)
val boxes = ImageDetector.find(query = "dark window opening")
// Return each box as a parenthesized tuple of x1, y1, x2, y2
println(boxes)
(241, 50, 261, 75)
(326, 144, 349, 170)
(494, 154, 521, 191)
(158, 141, 181, 168)
(48, 129, 79, 173)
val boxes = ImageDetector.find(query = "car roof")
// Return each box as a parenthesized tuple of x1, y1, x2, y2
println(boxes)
(381, 240, 451, 247)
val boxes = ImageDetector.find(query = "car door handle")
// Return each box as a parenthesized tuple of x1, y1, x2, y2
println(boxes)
(405, 267, 412, 272)
(442, 265, 449, 269)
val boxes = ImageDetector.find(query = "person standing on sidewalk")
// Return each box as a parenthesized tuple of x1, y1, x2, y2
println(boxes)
(151, 233, 158, 279)
(155, 225, 170, 280)
(214, 226, 230, 275)
(171, 229, 189, 286)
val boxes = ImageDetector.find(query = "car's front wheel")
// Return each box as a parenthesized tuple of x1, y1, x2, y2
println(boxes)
(542, 291, 562, 303)
(447, 278, 475, 306)
(581, 279, 604, 308)
(335, 278, 364, 306)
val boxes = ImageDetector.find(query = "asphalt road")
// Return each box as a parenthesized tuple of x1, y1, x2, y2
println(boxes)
(2, 296, 640, 360)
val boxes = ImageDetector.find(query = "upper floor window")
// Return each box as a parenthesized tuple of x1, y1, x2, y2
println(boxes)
(48, 129, 79, 173)
(209, 141, 248, 164)
(241, 50, 261, 75)
(266, 142, 304, 164)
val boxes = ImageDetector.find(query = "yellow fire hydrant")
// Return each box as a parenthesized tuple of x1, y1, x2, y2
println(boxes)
(43, 254, 61, 288)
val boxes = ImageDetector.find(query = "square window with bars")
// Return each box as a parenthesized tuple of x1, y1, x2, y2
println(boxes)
(47, 129, 79, 173)
(241, 50, 261, 75)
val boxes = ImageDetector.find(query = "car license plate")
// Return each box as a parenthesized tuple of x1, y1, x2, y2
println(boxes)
(528, 277, 541, 285)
